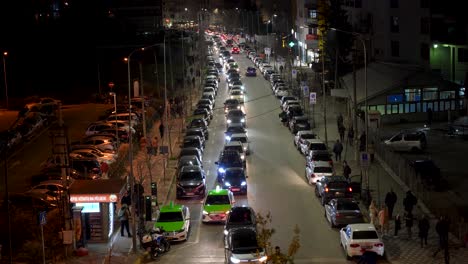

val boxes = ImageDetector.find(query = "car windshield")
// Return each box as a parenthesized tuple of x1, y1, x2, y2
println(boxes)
(353, 230, 379, 240)
(314, 167, 333, 173)
(191, 120, 205, 127)
(227, 127, 245, 134)
(229, 211, 252, 224)
(337, 202, 360, 211)
(205, 195, 230, 205)
(231, 91, 242, 95)
(225, 146, 243, 153)
(181, 150, 198, 157)
(314, 154, 331, 161)
(179, 159, 199, 167)
(180, 171, 202, 181)
(296, 119, 309, 124)
(224, 171, 245, 181)
(231, 137, 247, 143)
(310, 144, 327, 151)
(302, 134, 316, 139)
(232, 232, 260, 254)
(158, 212, 183, 222)
(228, 111, 243, 117)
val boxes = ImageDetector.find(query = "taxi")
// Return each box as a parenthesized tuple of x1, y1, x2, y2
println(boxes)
(154, 202, 190, 242)
(202, 186, 235, 223)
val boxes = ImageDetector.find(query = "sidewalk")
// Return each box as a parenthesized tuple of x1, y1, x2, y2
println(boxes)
(308, 68, 468, 264)
(64, 117, 184, 264)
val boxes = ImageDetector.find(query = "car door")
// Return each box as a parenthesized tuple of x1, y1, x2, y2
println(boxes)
(325, 200, 335, 222)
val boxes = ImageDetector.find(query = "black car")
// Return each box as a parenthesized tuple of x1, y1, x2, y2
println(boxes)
(315, 176, 353, 205)
(193, 108, 212, 124)
(179, 147, 203, 162)
(182, 135, 204, 152)
(32, 167, 89, 186)
(225, 123, 247, 139)
(176, 165, 206, 199)
(185, 128, 206, 145)
(224, 206, 257, 235)
(215, 150, 244, 181)
(69, 158, 102, 178)
(197, 104, 214, 119)
(289, 116, 311, 134)
(221, 168, 248, 194)
(226, 109, 246, 128)
(224, 227, 265, 264)
(224, 99, 241, 113)
(245, 67, 256, 77)
(187, 118, 209, 139)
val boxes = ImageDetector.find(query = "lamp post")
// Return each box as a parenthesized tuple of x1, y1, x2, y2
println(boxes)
(2, 51, 8, 109)
(330, 28, 368, 152)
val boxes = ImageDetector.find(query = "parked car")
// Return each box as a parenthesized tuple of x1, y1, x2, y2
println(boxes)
(179, 147, 203, 163)
(300, 139, 327, 156)
(227, 133, 250, 155)
(176, 165, 206, 199)
(325, 198, 364, 227)
(224, 227, 267, 264)
(224, 206, 257, 235)
(294, 130, 317, 149)
(315, 176, 353, 205)
(340, 223, 384, 259)
(305, 160, 334, 184)
(384, 130, 427, 152)
(289, 116, 311, 134)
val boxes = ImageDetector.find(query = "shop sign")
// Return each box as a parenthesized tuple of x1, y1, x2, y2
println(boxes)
(70, 194, 118, 203)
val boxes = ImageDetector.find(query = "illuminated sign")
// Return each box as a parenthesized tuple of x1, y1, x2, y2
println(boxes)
(76, 203, 100, 213)
(70, 194, 118, 203)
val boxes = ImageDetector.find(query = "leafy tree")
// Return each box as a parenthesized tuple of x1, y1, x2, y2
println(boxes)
(256, 212, 301, 263)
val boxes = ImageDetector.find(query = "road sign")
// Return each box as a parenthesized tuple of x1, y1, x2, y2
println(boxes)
(264, 47, 271, 55)
(108, 82, 115, 89)
(39, 211, 47, 225)
(360, 152, 370, 167)
(303, 85, 309, 96)
(292, 69, 297, 79)
(309, 92, 317, 104)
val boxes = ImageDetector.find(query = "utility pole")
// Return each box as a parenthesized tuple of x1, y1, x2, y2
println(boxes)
(168, 35, 174, 157)
(353, 45, 358, 160)
(139, 62, 147, 141)
(322, 51, 328, 146)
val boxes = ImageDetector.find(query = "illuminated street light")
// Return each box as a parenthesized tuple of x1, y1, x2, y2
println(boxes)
(2, 51, 8, 109)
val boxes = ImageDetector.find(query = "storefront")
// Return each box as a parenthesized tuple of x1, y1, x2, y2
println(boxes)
(69, 179, 126, 244)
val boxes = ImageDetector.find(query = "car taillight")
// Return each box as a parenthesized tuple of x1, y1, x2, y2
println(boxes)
(350, 244, 360, 248)
(348, 187, 353, 192)
(374, 243, 384, 247)
(325, 187, 329, 192)
(311, 173, 315, 178)
(335, 213, 342, 218)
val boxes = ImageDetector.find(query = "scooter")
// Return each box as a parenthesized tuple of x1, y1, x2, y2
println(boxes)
(141, 228, 171, 260)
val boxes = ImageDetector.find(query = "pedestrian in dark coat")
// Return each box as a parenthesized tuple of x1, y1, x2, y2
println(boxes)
(332, 139, 344, 162)
(418, 215, 430, 248)
(433, 216, 450, 259)
(159, 123, 165, 139)
(343, 160, 352, 181)
(348, 127, 354, 146)
(385, 189, 398, 219)
(427, 107, 433, 126)
(359, 132, 366, 152)
(121, 191, 131, 206)
(403, 191, 418, 214)
(338, 125, 346, 142)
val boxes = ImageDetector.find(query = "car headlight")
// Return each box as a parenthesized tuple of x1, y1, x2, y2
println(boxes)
(241, 86, 245, 90)
(223, 229, 229, 235)
(225, 136, 231, 141)
(230, 96, 234, 99)
(259, 256, 268, 262)
(240, 155, 245, 160)
(218, 167, 225, 173)
(203, 210, 208, 215)
(230, 257, 241, 264)
(237, 106, 240, 109)
(224, 182, 231, 187)
(241, 181, 246, 186)
(227, 119, 232, 124)
(240, 118, 245, 122)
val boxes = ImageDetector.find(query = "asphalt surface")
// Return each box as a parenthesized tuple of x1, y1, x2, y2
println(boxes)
(155, 52, 390, 263)
(0, 104, 109, 193)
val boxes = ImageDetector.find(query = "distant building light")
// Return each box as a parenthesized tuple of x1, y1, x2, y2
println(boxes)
(433, 44, 438, 48)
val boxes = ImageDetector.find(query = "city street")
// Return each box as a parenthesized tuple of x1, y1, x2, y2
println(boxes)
(156, 51, 385, 263)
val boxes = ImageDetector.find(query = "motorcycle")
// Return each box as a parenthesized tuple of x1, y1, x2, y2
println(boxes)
(140, 228, 171, 260)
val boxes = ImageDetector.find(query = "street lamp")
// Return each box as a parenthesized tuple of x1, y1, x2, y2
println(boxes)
(330, 28, 368, 153)
(2, 51, 8, 109)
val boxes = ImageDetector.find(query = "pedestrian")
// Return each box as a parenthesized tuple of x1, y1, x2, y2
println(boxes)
(332, 139, 344, 162)
(394, 214, 402, 237)
(100, 161, 109, 179)
(434, 216, 450, 258)
(121, 191, 131, 206)
(418, 215, 430, 248)
(270, 246, 286, 264)
(427, 107, 433, 126)
(337, 113, 344, 129)
(151, 136, 159, 156)
(118, 204, 132, 237)
(348, 127, 354, 146)
(403, 191, 418, 215)
(385, 189, 398, 219)
(343, 160, 352, 181)
(378, 205, 390, 236)
(359, 132, 366, 152)
(405, 212, 414, 239)
(338, 125, 346, 142)
(368, 200, 378, 226)
(159, 122, 165, 139)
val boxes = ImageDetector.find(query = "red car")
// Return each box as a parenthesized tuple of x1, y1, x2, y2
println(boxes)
(231, 47, 240, 54)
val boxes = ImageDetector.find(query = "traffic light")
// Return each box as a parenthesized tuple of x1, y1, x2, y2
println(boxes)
(288, 41, 295, 48)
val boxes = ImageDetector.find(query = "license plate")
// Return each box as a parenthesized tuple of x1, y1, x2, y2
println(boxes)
(361, 245, 372, 249)
(346, 216, 355, 218)
(231, 188, 240, 191)
(335, 192, 344, 197)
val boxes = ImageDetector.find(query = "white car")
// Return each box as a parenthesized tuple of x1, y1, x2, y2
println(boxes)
(155, 203, 191, 242)
(275, 87, 290, 98)
(294, 130, 317, 148)
(282, 100, 300, 111)
(340, 223, 384, 259)
(384, 130, 427, 152)
(85, 122, 115, 136)
(107, 113, 140, 126)
(229, 89, 245, 104)
(305, 161, 334, 184)
(228, 133, 250, 155)
(300, 139, 327, 156)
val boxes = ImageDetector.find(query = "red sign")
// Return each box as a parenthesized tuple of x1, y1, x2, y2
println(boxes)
(306, 34, 318, 40)
(108, 82, 115, 89)
(70, 194, 118, 203)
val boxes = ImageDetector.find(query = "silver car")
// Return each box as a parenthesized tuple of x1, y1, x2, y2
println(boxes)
(324, 198, 364, 227)
(228, 133, 250, 155)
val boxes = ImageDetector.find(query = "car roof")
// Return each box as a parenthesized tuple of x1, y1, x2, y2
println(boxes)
(227, 123, 244, 128)
(225, 141, 243, 147)
(160, 203, 184, 213)
(323, 175, 348, 182)
(230, 133, 247, 138)
(293, 116, 308, 120)
(298, 130, 315, 135)
(305, 139, 325, 144)
(184, 135, 201, 140)
(225, 167, 244, 173)
(229, 226, 257, 236)
(312, 161, 333, 167)
(207, 188, 229, 196)
(348, 223, 377, 232)
(180, 165, 202, 172)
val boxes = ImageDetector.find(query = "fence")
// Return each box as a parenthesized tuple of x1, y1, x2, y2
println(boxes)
(371, 132, 468, 243)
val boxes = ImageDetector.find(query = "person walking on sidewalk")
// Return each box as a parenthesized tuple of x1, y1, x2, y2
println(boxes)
(337, 113, 344, 129)
(368, 200, 378, 226)
(343, 161, 351, 181)
(405, 212, 414, 239)
(348, 127, 354, 146)
(403, 190, 418, 215)
(385, 189, 397, 219)
(333, 139, 343, 162)
(418, 215, 430, 248)
(338, 125, 346, 142)
(359, 132, 366, 152)
(427, 107, 433, 126)
(433, 216, 450, 259)
(378, 205, 390, 236)
(118, 204, 132, 237)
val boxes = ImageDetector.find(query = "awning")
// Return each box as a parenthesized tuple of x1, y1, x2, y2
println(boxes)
(69, 179, 126, 203)
(339, 62, 461, 104)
